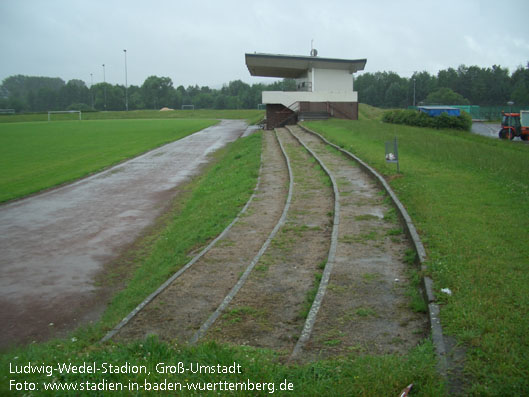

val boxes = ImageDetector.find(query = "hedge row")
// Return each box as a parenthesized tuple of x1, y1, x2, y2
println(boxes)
(382, 109, 472, 131)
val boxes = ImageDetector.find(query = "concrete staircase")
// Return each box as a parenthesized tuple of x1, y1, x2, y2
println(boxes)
(298, 111, 330, 121)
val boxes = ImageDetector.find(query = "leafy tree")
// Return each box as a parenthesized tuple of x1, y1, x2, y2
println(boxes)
(3, 63, 527, 113)
(425, 87, 469, 105)
(437, 67, 459, 92)
(509, 66, 529, 104)
(141, 76, 174, 109)
(60, 80, 90, 109)
(126, 85, 144, 110)
(1, 75, 64, 100)
(485, 65, 510, 105)
(411, 71, 437, 105)
(385, 82, 408, 108)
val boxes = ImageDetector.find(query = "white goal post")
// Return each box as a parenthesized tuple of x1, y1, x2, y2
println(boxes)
(181, 105, 195, 110)
(48, 110, 82, 121)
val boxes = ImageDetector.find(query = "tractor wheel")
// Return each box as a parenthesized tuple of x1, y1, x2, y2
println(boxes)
(521, 134, 529, 141)
(499, 129, 507, 139)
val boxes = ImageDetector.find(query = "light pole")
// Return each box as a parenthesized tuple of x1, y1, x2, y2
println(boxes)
(413, 78, 416, 107)
(102, 64, 107, 111)
(90, 73, 94, 109)
(123, 49, 128, 111)
(508, 101, 514, 139)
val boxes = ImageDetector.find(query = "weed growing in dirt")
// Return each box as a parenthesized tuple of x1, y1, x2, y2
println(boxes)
(406, 269, 428, 313)
(299, 271, 323, 320)
(223, 306, 261, 324)
(383, 206, 398, 223)
(354, 214, 380, 221)
(386, 228, 403, 236)
(340, 231, 380, 244)
(355, 307, 377, 317)
(299, 260, 327, 320)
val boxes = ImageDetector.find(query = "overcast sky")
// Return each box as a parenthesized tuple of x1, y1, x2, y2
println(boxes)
(1, 0, 528, 88)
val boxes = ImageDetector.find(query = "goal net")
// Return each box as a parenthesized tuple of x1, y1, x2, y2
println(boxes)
(48, 110, 82, 121)
(181, 105, 195, 110)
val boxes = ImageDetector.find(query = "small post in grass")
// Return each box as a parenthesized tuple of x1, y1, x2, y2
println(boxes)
(385, 136, 399, 173)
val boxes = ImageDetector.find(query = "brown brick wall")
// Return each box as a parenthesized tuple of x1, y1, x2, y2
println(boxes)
(265, 104, 297, 130)
(266, 101, 359, 129)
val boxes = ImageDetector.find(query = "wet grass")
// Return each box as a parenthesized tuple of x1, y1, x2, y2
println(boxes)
(2, 335, 442, 396)
(304, 109, 529, 394)
(0, 119, 217, 202)
(0, 109, 264, 124)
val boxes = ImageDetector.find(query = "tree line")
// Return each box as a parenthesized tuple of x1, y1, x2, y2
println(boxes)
(355, 64, 529, 108)
(1, 63, 528, 113)
(0, 75, 296, 113)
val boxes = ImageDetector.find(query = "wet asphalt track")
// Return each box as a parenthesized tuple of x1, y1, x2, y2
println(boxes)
(471, 121, 528, 144)
(0, 120, 250, 347)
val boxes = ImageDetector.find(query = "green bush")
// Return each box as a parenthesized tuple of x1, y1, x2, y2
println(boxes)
(382, 109, 471, 131)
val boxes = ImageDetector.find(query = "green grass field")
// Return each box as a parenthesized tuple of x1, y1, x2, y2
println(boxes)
(0, 109, 264, 125)
(303, 106, 529, 395)
(0, 119, 217, 202)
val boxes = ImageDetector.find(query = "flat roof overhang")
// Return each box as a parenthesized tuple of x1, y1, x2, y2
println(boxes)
(245, 53, 367, 78)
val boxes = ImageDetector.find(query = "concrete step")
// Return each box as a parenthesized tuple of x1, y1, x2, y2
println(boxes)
(298, 111, 330, 121)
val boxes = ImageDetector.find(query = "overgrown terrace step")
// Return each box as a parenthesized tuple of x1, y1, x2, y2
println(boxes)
(205, 129, 334, 352)
(287, 124, 428, 360)
(113, 131, 289, 343)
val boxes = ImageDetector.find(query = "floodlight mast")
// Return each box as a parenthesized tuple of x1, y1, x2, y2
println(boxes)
(124, 49, 128, 111)
(90, 73, 94, 108)
(102, 64, 107, 111)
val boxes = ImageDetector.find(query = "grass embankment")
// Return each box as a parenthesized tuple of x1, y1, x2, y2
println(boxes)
(0, 109, 264, 125)
(0, 119, 216, 203)
(303, 105, 529, 395)
(1, 129, 442, 396)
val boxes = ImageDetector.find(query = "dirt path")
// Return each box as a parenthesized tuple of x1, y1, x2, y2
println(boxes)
(115, 130, 289, 343)
(0, 120, 248, 348)
(287, 125, 428, 360)
(204, 129, 333, 353)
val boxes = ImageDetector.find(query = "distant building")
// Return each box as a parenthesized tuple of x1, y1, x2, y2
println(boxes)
(245, 52, 366, 129)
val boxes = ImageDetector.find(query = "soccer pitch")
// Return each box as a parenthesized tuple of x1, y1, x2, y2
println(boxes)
(0, 119, 217, 203)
